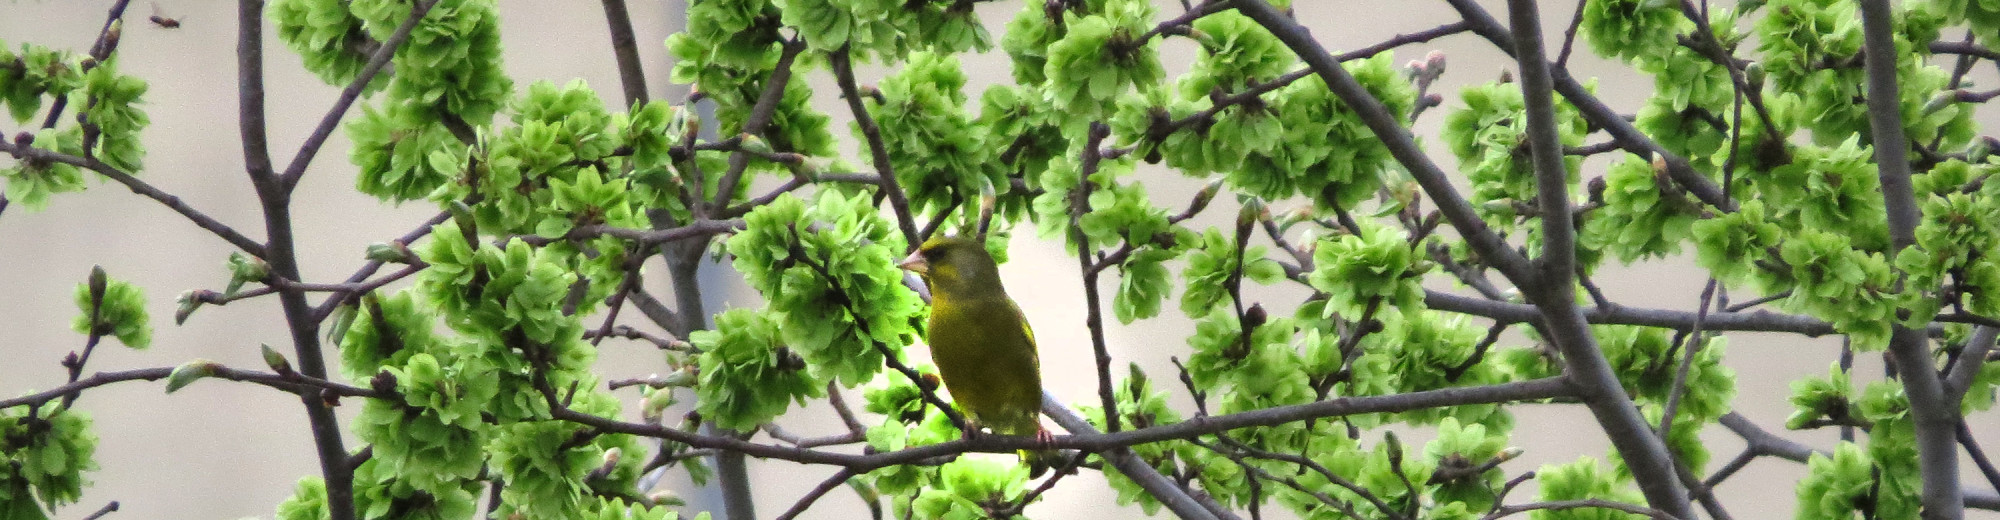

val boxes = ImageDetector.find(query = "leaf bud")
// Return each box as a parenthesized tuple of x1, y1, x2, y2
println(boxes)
(1923, 90, 1960, 116)
(738, 133, 772, 155)
(1742, 62, 1765, 90)
(1383, 431, 1405, 462)
(365, 241, 415, 264)
(165, 359, 221, 393)
(1242, 303, 1268, 331)
(659, 366, 700, 386)
(448, 199, 479, 246)
(87, 265, 108, 307)
(1424, 50, 1447, 77)
(1235, 197, 1265, 244)
(1187, 178, 1222, 217)
(174, 290, 212, 325)
(261, 343, 293, 375)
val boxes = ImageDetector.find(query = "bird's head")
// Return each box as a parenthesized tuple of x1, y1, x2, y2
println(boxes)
(898, 236, 1003, 298)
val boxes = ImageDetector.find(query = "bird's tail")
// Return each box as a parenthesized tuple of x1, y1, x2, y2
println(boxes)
(1015, 424, 1065, 478)
(1020, 448, 1065, 479)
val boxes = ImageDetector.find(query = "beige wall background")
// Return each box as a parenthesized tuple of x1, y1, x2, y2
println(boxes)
(4, 1, 2000, 518)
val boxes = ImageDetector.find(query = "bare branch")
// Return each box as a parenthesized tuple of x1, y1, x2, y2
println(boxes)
(0, 141, 266, 256)
(279, 0, 440, 192)
(829, 48, 922, 247)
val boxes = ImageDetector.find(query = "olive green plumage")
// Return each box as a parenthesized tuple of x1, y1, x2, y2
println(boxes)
(900, 236, 1054, 473)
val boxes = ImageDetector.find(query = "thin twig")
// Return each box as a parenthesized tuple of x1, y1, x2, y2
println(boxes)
(1070, 122, 1122, 433)
(80, 500, 120, 520)
(1482, 499, 1679, 520)
(279, 0, 439, 191)
(775, 469, 860, 520)
(829, 48, 922, 247)
(548, 378, 1572, 470)
(0, 141, 266, 256)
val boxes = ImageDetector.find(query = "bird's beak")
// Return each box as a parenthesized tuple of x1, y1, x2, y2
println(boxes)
(898, 251, 928, 274)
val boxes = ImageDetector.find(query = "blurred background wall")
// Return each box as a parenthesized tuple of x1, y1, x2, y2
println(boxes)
(3, 1, 2000, 518)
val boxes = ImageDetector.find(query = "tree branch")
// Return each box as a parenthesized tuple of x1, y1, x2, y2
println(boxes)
(1233, 0, 1535, 285)
(598, 0, 650, 108)
(774, 469, 859, 520)
(551, 377, 1573, 470)
(1424, 290, 1840, 335)
(1440, 0, 1734, 212)
(829, 48, 922, 247)
(0, 141, 267, 257)
(1856, 0, 1962, 516)
(709, 40, 803, 217)
(279, 0, 440, 192)
(1482, 499, 1679, 520)
(1500, 0, 1692, 515)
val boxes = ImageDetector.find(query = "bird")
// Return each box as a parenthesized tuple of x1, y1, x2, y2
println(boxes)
(898, 235, 1058, 475)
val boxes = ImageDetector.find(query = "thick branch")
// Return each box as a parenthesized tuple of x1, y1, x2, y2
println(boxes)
(1502, 0, 1693, 515)
(1233, 0, 1534, 284)
(1859, 0, 1960, 517)
(598, 0, 650, 108)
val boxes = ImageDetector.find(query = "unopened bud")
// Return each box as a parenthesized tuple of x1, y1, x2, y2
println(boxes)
(1235, 198, 1265, 242)
(365, 241, 415, 264)
(641, 387, 677, 423)
(1242, 303, 1268, 331)
(659, 366, 700, 387)
(174, 290, 211, 325)
(1742, 62, 1765, 90)
(1187, 178, 1222, 217)
(165, 359, 221, 393)
(1924, 91, 1959, 116)
(1424, 50, 1447, 77)
(87, 265, 108, 306)
(1383, 431, 1405, 462)
(261, 344, 293, 375)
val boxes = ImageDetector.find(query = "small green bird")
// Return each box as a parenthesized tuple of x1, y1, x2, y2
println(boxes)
(899, 236, 1056, 474)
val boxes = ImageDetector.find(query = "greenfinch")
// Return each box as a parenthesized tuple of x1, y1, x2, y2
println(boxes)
(899, 236, 1056, 474)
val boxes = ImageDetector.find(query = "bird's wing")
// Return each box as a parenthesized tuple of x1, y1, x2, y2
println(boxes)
(1009, 298, 1038, 360)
